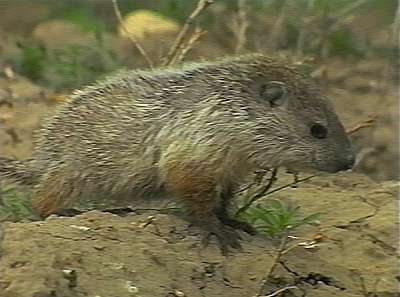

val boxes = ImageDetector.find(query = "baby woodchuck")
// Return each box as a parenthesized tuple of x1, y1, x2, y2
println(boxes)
(0, 54, 355, 251)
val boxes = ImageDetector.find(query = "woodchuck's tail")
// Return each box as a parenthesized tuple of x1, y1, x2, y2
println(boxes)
(0, 157, 37, 185)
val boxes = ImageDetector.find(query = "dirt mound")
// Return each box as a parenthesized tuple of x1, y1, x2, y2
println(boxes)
(0, 173, 397, 297)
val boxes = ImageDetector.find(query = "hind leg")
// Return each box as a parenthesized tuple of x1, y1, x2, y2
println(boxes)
(161, 162, 243, 253)
(31, 170, 81, 216)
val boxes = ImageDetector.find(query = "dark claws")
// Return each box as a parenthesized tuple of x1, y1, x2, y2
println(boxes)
(191, 217, 246, 254)
(218, 217, 257, 235)
(201, 224, 243, 254)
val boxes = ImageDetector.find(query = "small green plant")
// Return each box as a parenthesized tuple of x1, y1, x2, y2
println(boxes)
(18, 42, 46, 81)
(58, 7, 106, 33)
(44, 41, 120, 90)
(0, 186, 37, 222)
(241, 199, 321, 238)
(13, 32, 122, 91)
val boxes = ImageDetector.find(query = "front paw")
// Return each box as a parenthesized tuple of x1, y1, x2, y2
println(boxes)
(191, 217, 243, 254)
(218, 216, 257, 235)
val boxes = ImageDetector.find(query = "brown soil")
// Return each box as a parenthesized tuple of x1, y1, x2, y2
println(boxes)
(0, 173, 398, 297)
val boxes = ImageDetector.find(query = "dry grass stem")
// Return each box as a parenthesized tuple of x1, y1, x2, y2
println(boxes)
(233, 0, 249, 53)
(393, 3, 399, 41)
(263, 174, 317, 197)
(111, 0, 154, 69)
(266, 0, 288, 51)
(335, 0, 369, 20)
(295, 0, 316, 57)
(235, 170, 317, 218)
(346, 116, 376, 135)
(172, 27, 207, 65)
(259, 286, 298, 297)
(235, 168, 278, 217)
(163, 0, 213, 66)
(266, 235, 288, 278)
(378, 6, 398, 101)
(256, 235, 294, 296)
(322, 0, 369, 45)
(235, 169, 269, 196)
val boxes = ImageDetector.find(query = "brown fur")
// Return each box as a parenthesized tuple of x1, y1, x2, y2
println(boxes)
(162, 161, 222, 218)
(31, 171, 81, 215)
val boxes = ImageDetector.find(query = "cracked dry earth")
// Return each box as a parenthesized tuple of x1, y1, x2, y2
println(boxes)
(0, 173, 398, 297)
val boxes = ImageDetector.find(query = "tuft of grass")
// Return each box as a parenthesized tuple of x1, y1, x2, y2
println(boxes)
(59, 7, 106, 33)
(13, 32, 121, 91)
(0, 186, 38, 222)
(43, 41, 121, 91)
(18, 42, 46, 81)
(241, 199, 321, 238)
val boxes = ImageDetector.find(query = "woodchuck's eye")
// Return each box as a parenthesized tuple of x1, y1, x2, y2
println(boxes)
(260, 81, 287, 107)
(310, 123, 328, 139)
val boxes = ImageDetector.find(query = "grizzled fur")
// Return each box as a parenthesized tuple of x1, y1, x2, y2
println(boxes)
(0, 54, 354, 248)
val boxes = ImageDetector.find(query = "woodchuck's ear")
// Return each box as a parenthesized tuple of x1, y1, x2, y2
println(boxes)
(260, 81, 288, 108)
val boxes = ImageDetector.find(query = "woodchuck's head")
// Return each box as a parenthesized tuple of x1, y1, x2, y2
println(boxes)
(220, 55, 355, 173)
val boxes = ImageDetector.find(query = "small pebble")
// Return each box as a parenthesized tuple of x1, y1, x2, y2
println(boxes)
(70, 224, 91, 231)
(125, 281, 139, 294)
(174, 289, 185, 297)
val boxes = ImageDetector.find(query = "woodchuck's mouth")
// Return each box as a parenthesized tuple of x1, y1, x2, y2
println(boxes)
(316, 157, 356, 173)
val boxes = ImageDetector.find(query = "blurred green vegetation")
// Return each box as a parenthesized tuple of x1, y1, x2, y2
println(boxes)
(0, 0, 396, 91)
(0, 186, 38, 222)
(56, 7, 107, 33)
(19, 42, 46, 81)
(12, 34, 122, 91)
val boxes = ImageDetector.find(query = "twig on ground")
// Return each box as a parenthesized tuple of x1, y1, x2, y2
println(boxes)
(111, 0, 154, 69)
(256, 235, 298, 296)
(346, 115, 376, 135)
(259, 285, 298, 297)
(163, 0, 213, 66)
(281, 241, 304, 255)
(266, 235, 288, 279)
